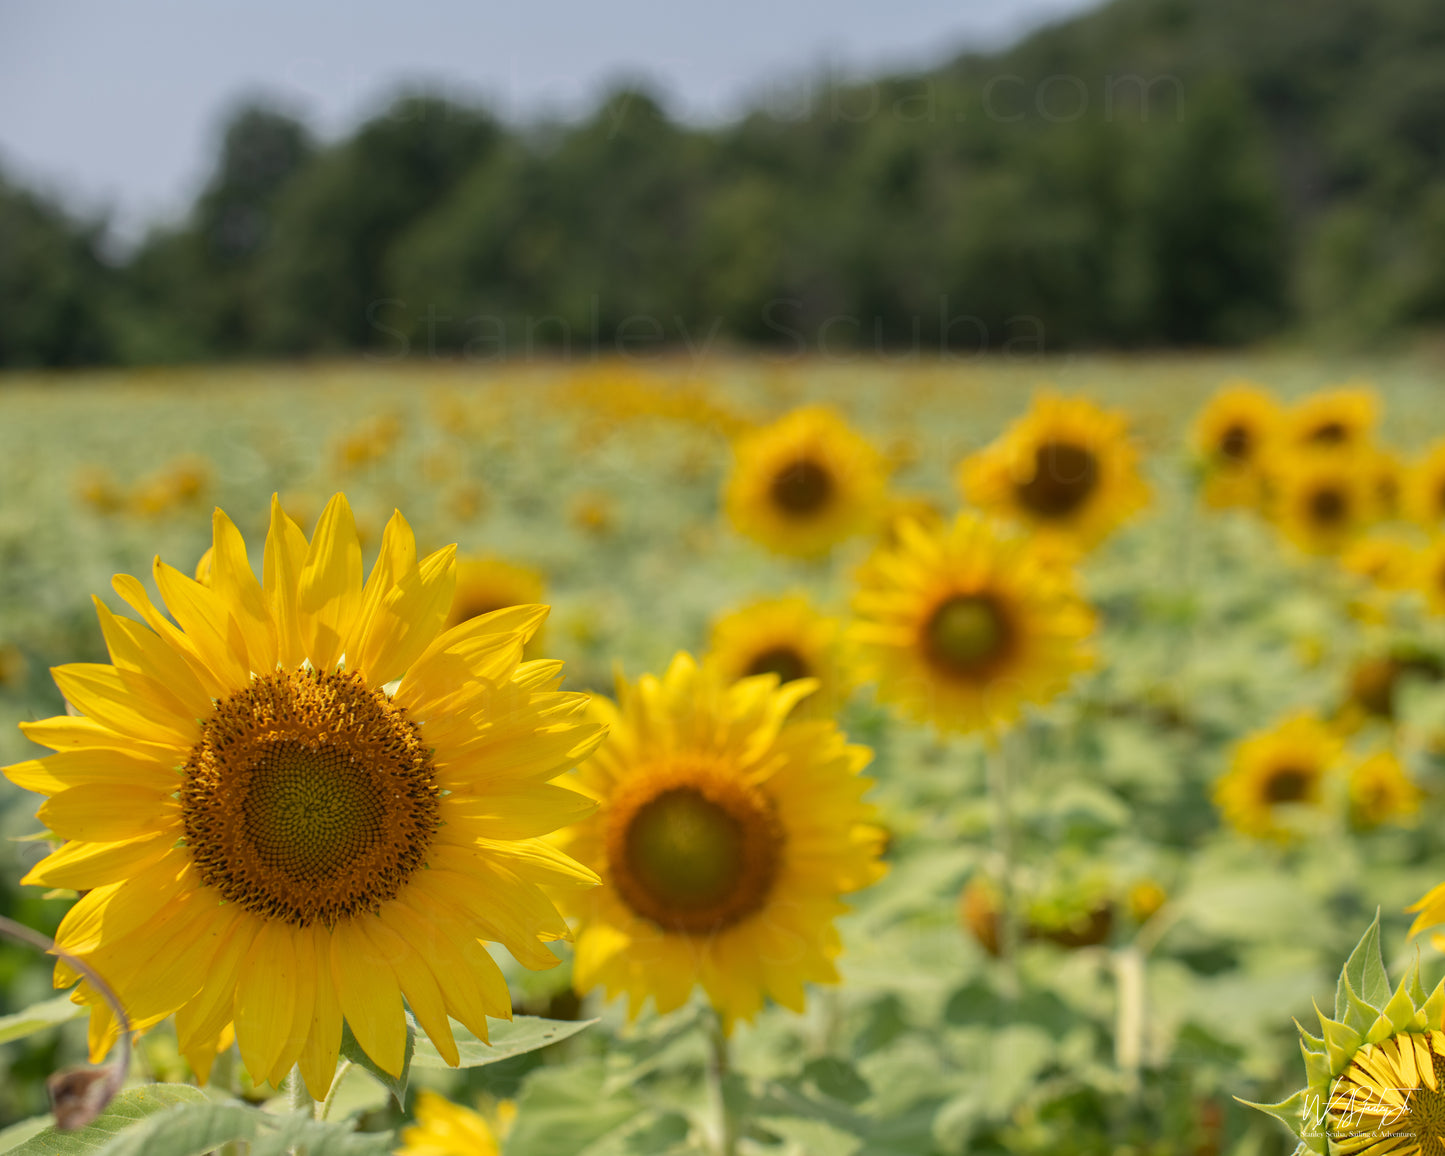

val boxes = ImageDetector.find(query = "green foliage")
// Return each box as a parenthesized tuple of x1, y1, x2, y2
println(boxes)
(0, 999, 83, 1047)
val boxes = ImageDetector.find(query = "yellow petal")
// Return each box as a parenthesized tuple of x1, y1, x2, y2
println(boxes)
(330, 919, 406, 1077)
(354, 545, 456, 687)
(381, 896, 510, 1039)
(363, 917, 458, 1067)
(19, 714, 181, 762)
(442, 783, 597, 840)
(153, 560, 251, 689)
(345, 511, 418, 675)
(4, 749, 177, 795)
(93, 598, 214, 721)
(112, 573, 228, 700)
(210, 508, 277, 672)
(50, 663, 196, 750)
(22, 830, 173, 889)
(297, 494, 363, 671)
(37, 784, 179, 842)
(297, 924, 344, 1100)
(264, 495, 310, 670)
(234, 920, 299, 1083)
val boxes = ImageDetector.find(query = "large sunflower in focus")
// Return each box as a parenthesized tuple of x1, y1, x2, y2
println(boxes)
(958, 394, 1148, 551)
(1269, 451, 1377, 554)
(707, 595, 854, 718)
(849, 513, 1095, 735)
(4, 496, 603, 1097)
(554, 654, 885, 1030)
(1212, 713, 1342, 841)
(724, 407, 887, 558)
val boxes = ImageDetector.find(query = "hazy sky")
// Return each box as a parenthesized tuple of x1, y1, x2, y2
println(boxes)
(0, 0, 1092, 240)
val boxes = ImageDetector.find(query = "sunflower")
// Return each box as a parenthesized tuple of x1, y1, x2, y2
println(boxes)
(849, 513, 1095, 735)
(1340, 533, 1421, 593)
(1405, 439, 1445, 528)
(1414, 537, 1445, 615)
(3, 496, 603, 1098)
(723, 406, 888, 558)
(1349, 749, 1423, 829)
(1286, 387, 1379, 451)
(1342, 652, 1442, 727)
(1212, 713, 1343, 841)
(397, 1090, 502, 1156)
(1268, 451, 1377, 554)
(446, 557, 548, 658)
(554, 654, 886, 1030)
(1193, 381, 1280, 464)
(958, 393, 1149, 551)
(707, 595, 853, 718)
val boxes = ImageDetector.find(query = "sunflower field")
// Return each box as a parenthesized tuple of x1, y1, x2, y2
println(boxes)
(4, 354, 1445, 1155)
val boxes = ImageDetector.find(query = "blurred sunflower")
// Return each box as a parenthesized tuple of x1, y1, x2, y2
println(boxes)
(958, 393, 1148, 551)
(1414, 537, 1445, 615)
(1213, 713, 1343, 841)
(4, 496, 602, 1097)
(1340, 533, 1421, 593)
(724, 406, 888, 558)
(1286, 386, 1378, 451)
(1349, 749, 1423, 829)
(1342, 652, 1442, 727)
(849, 513, 1095, 735)
(1369, 448, 1406, 520)
(1406, 439, 1445, 527)
(555, 654, 886, 1030)
(1269, 451, 1377, 554)
(398, 1090, 504, 1156)
(1191, 383, 1280, 509)
(707, 595, 853, 717)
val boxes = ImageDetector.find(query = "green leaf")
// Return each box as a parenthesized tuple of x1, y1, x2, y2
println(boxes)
(0, 996, 86, 1046)
(504, 1062, 641, 1156)
(411, 1016, 595, 1070)
(7, 1085, 208, 1156)
(94, 1098, 391, 1156)
(339, 1016, 414, 1107)
(1336, 914, 1390, 1019)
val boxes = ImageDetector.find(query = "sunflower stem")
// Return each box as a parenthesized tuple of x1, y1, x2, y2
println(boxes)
(318, 1060, 353, 1122)
(706, 1012, 738, 1156)
(1112, 944, 1146, 1095)
(985, 735, 1020, 996)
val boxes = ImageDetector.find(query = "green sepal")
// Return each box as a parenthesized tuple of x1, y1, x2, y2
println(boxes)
(1407, 950, 1428, 1006)
(1316, 1004, 1364, 1077)
(1301, 1041, 1332, 1091)
(1295, 1019, 1325, 1054)
(1420, 977, 1445, 1031)
(1373, 977, 1419, 1041)
(1234, 1088, 1328, 1153)
(1340, 979, 1379, 1038)
(1336, 912, 1390, 1019)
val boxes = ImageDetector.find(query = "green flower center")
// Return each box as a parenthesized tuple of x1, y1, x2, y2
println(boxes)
(926, 595, 1012, 676)
(610, 780, 783, 934)
(182, 669, 439, 926)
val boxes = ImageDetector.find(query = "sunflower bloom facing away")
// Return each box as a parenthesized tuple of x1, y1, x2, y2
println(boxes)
(1212, 713, 1343, 841)
(1349, 749, 1423, 829)
(397, 1090, 503, 1156)
(3, 495, 604, 1098)
(958, 393, 1149, 552)
(707, 595, 855, 718)
(1247, 918, 1445, 1156)
(849, 513, 1095, 736)
(724, 406, 888, 558)
(553, 653, 886, 1031)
